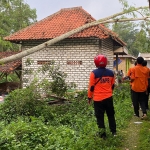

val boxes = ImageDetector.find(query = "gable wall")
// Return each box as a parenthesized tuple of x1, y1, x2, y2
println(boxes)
(101, 38, 114, 68)
(22, 37, 114, 90)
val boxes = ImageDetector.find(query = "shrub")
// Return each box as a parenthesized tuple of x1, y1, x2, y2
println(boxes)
(23, 60, 76, 98)
(0, 83, 54, 124)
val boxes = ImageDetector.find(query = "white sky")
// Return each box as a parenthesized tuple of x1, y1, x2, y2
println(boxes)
(25, 0, 148, 21)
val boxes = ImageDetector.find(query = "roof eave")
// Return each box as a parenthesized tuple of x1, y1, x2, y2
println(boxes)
(114, 46, 128, 55)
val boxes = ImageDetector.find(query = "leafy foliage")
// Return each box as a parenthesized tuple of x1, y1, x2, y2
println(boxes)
(132, 29, 150, 54)
(0, 83, 54, 124)
(24, 60, 76, 98)
(112, 19, 139, 56)
(0, 73, 20, 83)
(113, 83, 133, 129)
(138, 115, 150, 149)
(0, 0, 37, 51)
(0, 83, 136, 149)
(109, 1, 150, 57)
(112, 16, 150, 57)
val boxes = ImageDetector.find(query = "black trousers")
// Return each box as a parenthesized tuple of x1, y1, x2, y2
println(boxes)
(130, 88, 133, 105)
(132, 90, 147, 116)
(94, 97, 116, 134)
(146, 87, 150, 109)
(145, 91, 149, 109)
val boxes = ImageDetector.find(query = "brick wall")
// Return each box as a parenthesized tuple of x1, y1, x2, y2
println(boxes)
(22, 37, 114, 90)
(101, 38, 114, 69)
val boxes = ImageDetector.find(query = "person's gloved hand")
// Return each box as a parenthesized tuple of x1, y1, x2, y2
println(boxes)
(88, 98, 92, 105)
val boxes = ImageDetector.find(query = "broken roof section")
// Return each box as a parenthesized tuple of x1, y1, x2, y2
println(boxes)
(0, 52, 21, 73)
(4, 6, 126, 46)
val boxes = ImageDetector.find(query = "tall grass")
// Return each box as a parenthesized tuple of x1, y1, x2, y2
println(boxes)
(0, 83, 135, 149)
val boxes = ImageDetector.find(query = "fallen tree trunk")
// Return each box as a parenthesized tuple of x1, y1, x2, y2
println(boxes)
(0, 6, 149, 64)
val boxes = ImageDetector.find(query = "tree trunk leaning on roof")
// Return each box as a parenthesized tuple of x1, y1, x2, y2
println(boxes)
(0, 6, 149, 65)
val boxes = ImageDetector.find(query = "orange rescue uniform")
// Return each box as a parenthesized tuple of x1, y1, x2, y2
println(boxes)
(88, 68, 115, 101)
(131, 64, 148, 92)
(127, 67, 134, 86)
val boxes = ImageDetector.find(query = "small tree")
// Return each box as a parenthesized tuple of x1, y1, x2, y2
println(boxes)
(23, 59, 76, 98)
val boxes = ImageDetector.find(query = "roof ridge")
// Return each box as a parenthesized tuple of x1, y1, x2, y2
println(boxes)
(60, 6, 82, 11)
(4, 6, 126, 46)
(4, 7, 85, 40)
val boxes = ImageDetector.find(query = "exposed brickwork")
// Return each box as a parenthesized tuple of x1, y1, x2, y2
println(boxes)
(101, 38, 114, 69)
(3, 6, 126, 90)
(22, 38, 114, 90)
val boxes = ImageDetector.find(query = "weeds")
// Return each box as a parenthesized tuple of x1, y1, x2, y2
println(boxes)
(0, 83, 137, 149)
(137, 110, 150, 150)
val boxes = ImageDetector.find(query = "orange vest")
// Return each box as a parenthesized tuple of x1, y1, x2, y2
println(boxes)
(88, 68, 115, 101)
(131, 64, 148, 92)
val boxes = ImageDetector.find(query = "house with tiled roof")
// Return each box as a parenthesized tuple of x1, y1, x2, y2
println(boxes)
(4, 6, 127, 90)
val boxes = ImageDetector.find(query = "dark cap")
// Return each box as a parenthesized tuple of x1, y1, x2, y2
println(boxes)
(142, 60, 147, 66)
(137, 57, 144, 64)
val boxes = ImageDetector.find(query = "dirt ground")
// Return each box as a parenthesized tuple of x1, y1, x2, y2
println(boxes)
(121, 109, 146, 150)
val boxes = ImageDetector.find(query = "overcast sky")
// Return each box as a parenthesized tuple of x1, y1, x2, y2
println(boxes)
(25, 0, 148, 21)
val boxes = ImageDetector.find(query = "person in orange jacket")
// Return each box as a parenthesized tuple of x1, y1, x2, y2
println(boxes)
(127, 61, 137, 107)
(142, 60, 150, 110)
(88, 54, 116, 139)
(130, 57, 148, 119)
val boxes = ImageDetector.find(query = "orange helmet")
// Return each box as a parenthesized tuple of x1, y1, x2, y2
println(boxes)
(94, 54, 107, 67)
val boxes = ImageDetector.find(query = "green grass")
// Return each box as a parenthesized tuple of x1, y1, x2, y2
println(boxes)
(48, 97, 57, 101)
(137, 110, 150, 150)
(120, 102, 150, 150)
(0, 83, 149, 149)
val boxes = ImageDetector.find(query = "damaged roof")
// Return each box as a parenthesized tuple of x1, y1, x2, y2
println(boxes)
(4, 6, 126, 46)
(0, 52, 21, 73)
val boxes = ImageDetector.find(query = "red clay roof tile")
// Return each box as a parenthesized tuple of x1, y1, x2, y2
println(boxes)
(4, 6, 126, 46)
(0, 52, 21, 73)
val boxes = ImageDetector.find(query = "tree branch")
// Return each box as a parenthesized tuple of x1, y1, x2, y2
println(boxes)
(1, 7, 149, 64)
(97, 6, 148, 22)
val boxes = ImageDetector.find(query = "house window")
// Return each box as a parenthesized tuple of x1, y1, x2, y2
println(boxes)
(37, 61, 51, 65)
(67, 60, 82, 65)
